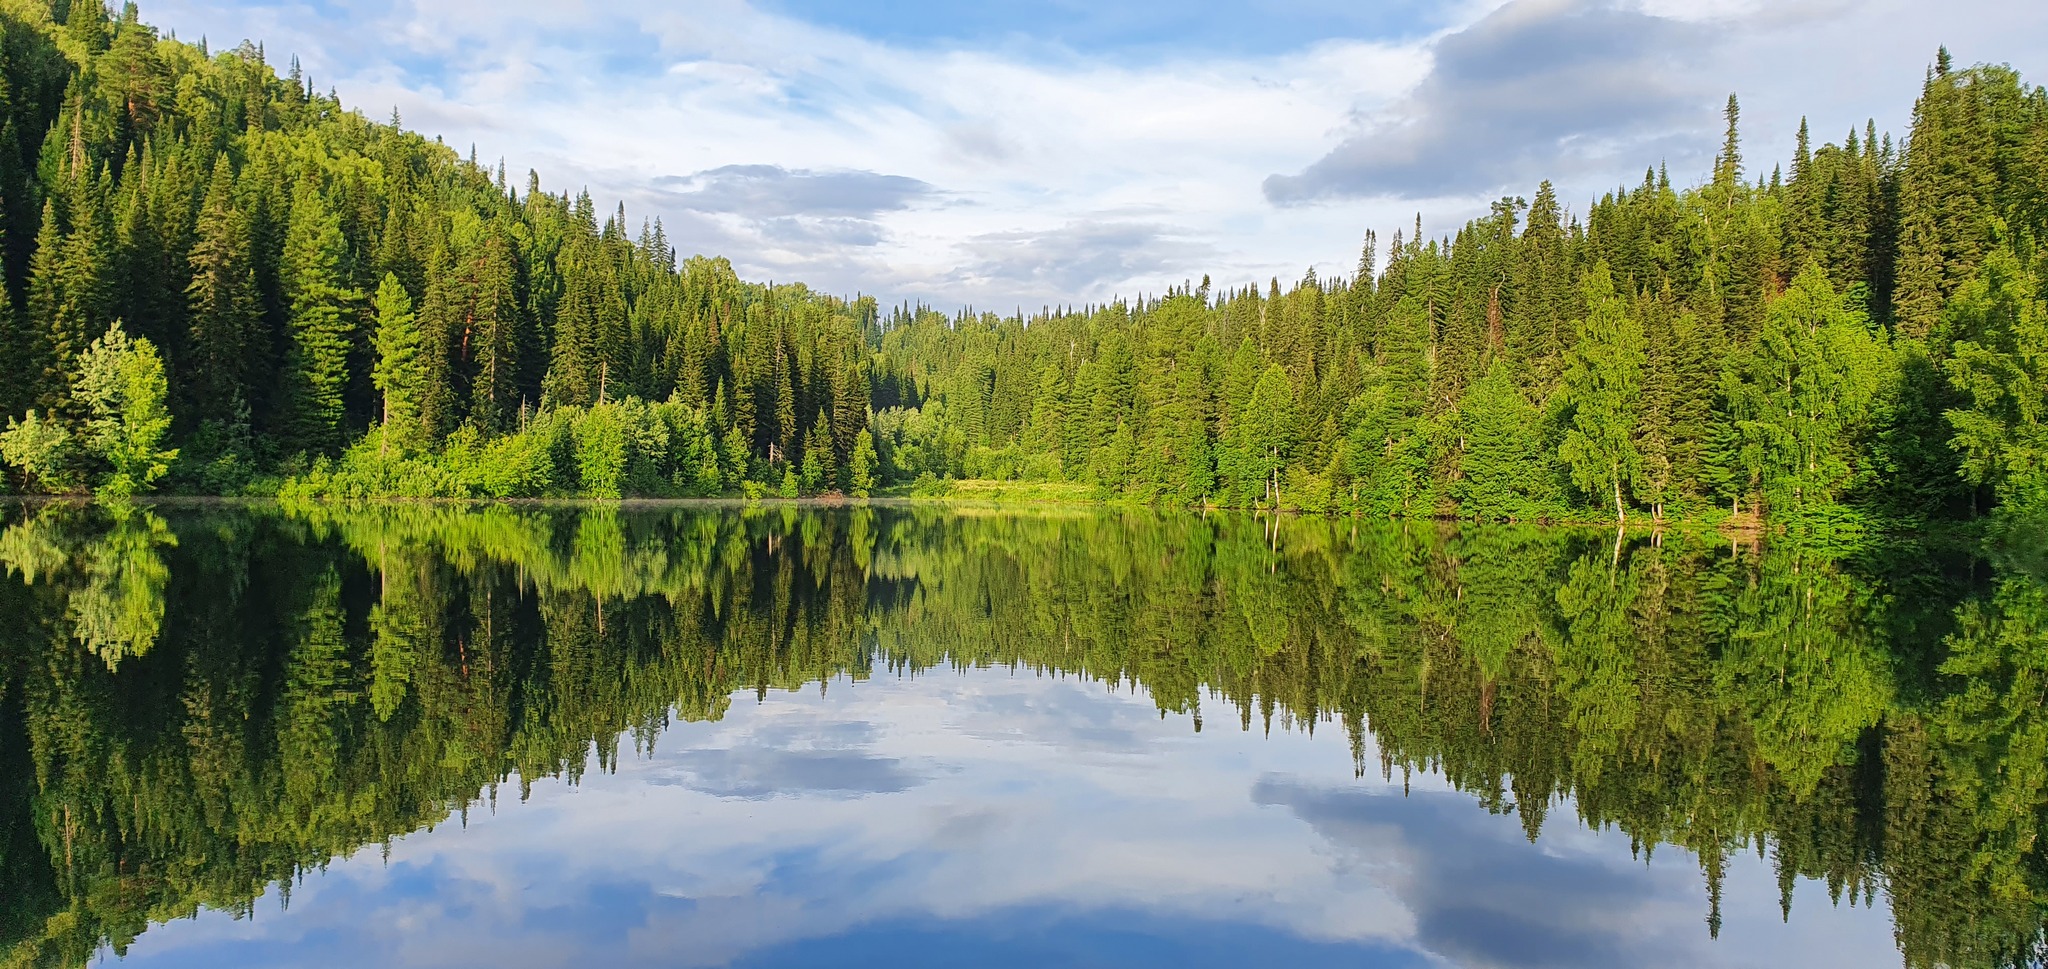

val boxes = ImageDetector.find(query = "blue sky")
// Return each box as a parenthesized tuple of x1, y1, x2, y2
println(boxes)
(754, 0, 1454, 58)
(142, 0, 2048, 309)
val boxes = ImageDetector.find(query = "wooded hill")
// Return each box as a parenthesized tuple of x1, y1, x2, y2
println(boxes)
(0, 1, 2044, 525)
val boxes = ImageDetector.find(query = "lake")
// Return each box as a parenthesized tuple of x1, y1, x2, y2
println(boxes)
(0, 502, 2038, 968)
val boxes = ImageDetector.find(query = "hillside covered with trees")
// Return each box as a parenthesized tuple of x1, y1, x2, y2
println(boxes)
(0, 1, 2044, 526)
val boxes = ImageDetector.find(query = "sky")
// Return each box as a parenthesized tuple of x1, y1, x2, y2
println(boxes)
(139, 0, 2047, 311)
(99, 665, 1901, 969)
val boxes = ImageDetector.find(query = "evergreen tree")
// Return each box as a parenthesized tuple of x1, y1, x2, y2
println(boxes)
(183, 155, 257, 431)
(849, 429, 877, 498)
(1456, 356, 1553, 519)
(24, 198, 63, 412)
(279, 177, 356, 454)
(372, 273, 423, 454)
(1344, 295, 1433, 515)
(466, 227, 522, 432)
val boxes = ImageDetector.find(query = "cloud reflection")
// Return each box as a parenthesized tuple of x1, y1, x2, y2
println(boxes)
(101, 669, 1897, 969)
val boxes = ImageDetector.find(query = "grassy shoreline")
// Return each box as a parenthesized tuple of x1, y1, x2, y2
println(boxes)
(27, 478, 1972, 545)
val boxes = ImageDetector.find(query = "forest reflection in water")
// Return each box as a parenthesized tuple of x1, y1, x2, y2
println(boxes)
(0, 501, 2041, 968)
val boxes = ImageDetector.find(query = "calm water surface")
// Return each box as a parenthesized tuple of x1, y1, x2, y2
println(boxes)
(0, 503, 2038, 968)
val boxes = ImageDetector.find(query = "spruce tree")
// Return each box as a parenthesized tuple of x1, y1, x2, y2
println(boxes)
(279, 178, 356, 454)
(1456, 355, 1551, 520)
(184, 156, 257, 431)
(467, 228, 521, 432)
(372, 273, 423, 454)
(24, 198, 63, 413)
(1344, 295, 1432, 515)
(803, 407, 834, 491)
(849, 429, 877, 498)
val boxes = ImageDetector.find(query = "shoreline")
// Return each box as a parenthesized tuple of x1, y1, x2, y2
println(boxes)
(0, 489, 1982, 545)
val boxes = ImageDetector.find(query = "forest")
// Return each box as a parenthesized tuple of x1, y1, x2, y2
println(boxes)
(0, 503, 2042, 968)
(0, 1, 2044, 524)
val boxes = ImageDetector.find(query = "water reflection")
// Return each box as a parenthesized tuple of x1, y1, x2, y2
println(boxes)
(0, 502, 2037, 968)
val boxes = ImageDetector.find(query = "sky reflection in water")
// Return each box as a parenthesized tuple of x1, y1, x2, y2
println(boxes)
(101, 663, 1894, 969)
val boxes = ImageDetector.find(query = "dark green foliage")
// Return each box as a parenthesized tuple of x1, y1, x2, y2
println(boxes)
(0, 505, 2042, 968)
(0, 10, 2040, 524)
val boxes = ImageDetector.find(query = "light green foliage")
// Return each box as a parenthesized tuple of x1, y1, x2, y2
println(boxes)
(67, 511, 177, 669)
(1455, 357, 1556, 519)
(76, 320, 178, 498)
(1343, 296, 1433, 517)
(1944, 241, 2048, 514)
(372, 273, 425, 454)
(1, 409, 81, 494)
(280, 180, 360, 455)
(573, 402, 631, 499)
(849, 429, 877, 498)
(1718, 264, 1894, 520)
(1556, 264, 1646, 520)
(1, 504, 2044, 965)
(0, 3, 2039, 523)
(1226, 365, 1295, 505)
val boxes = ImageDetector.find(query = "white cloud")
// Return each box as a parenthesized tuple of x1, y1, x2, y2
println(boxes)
(143, 0, 2046, 309)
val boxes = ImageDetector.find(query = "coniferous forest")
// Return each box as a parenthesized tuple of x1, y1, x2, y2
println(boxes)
(0, 2, 2045, 526)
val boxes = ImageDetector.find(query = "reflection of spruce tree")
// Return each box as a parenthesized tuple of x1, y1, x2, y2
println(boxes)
(0, 505, 2045, 968)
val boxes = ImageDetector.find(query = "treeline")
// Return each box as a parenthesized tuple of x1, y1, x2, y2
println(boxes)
(881, 72, 2048, 526)
(1, 1, 2046, 524)
(0, 503, 2042, 967)
(0, 0, 886, 501)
